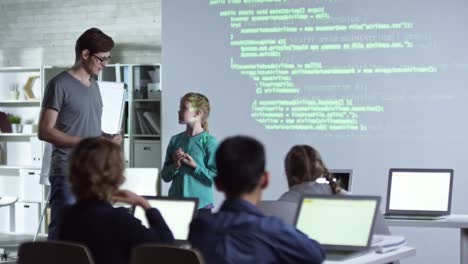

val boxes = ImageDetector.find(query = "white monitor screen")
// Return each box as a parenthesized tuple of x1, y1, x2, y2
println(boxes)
(295, 197, 377, 248)
(388, 170, 452, 212)
(134, 198, 197, 240)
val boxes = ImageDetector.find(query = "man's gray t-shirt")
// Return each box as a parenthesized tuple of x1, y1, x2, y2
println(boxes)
(42, 71, 102, 177)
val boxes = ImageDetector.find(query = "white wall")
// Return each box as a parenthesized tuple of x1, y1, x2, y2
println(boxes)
(0, 0, 161, 67)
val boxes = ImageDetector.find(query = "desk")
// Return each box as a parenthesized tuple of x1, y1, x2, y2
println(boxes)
(324, 246, 415, 264)
(0, 197, 17, 207)
(386, 214, 468, 264)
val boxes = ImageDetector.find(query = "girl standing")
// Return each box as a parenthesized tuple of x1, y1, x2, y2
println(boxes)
(161, 92, 217, 216)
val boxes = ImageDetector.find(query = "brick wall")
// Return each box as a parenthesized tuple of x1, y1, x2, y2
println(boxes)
(0, 0, 161, 67)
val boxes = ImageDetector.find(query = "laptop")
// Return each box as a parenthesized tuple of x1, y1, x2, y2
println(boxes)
(132, 196, 198, 243)
(316, 169, 353, 192)
(294, 195, 380, 261)
(384, 168, 453, 220)
(331, 169, 353, 192)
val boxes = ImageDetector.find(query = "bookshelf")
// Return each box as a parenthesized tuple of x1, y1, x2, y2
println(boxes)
(0, 66, 43, 168)
(0, 64, 163, 235)
(0, 100, 41, 105)
(0, 66, 44, 235)
(100, 64, 162, 169)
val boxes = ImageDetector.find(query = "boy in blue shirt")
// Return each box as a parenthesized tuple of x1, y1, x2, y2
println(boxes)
(189, 136, 325, 264)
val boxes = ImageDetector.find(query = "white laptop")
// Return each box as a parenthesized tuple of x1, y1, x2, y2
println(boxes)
(384, 168, 453, 220)
(132, 196, 198, 242)
(294, 195, 380, 261)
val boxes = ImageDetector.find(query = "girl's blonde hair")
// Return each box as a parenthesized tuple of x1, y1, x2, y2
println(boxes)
(68, 137, 125, 201)
(181, 92, 211, 132)
(284, 145, 341, 194)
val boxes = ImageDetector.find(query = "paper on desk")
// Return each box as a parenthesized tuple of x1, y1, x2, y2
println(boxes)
(372, 235, 406, 253)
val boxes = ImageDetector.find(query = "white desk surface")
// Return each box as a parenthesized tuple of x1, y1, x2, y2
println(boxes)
(385, 214, 468, 228)
(324, 246, 415, 264)
(0, 196, 17, 206)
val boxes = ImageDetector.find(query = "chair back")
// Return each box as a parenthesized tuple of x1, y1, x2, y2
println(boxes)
(18, 241, 94, 264)
(122, 168, 159, 195)
(130, 244, 204, 264)
(258, 200, 298, 225)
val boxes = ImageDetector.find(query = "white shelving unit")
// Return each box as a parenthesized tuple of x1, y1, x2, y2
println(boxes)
(0, 66, 44, 235)
(100, 64, 162, 169)
(0, 100, 41, 104)
(0, 64, 163, 236)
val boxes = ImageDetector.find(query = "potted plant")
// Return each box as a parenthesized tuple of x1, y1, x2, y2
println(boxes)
(7, 113, 22, 133)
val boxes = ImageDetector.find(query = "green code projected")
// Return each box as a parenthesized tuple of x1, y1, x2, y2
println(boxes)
(208, 0, 442, 132)
(251, 99, 383, 131)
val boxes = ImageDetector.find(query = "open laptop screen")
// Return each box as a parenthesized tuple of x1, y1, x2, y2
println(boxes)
(386, 168, 453, 216)
(133, 196, 198, 240)
(316, 169, 353, 192)
(294, 195, 380, 251)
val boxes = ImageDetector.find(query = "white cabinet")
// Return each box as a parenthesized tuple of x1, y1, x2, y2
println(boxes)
(19, 169, 42, 202)
(14, 202, 40, 234)
(133, 140, 161, 168)
(0, 205, 14, 232)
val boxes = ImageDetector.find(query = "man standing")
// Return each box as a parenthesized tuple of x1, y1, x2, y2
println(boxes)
(38, 28, 122, 239)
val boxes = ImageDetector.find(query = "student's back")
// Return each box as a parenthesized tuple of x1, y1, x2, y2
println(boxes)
(189, 136, 325, 264)
(59, 200, 172, 264)
(279, 181, 335, 203)
(58, 137, 174, 264)
(190, 198, 323, 264)
(275, 145, 390, 235)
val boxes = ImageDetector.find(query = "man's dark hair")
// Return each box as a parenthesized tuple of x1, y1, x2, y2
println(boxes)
(215, 135, 266, 197)
(75, 28, 114, 62)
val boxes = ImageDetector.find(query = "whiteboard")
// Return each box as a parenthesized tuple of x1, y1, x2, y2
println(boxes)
(98, 81, 125, 135)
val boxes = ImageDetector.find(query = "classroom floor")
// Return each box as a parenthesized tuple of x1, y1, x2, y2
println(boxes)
(0, 233, 38, 263)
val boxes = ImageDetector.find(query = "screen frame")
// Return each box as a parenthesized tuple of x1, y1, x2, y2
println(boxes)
(131, 196, 199, 241)
(293, 194, 380, 251)
(385, 168, 454, 216)
(329, 169, 353, 192)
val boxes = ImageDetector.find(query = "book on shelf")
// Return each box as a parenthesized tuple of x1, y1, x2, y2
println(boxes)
(136, 111, 156, 134)
(134, 111, 144, 134)
(0, 112, 12, 133)
(143, 111, 160, 134)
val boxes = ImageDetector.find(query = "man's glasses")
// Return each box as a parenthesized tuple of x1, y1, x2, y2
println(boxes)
(92, 54, 111, 65)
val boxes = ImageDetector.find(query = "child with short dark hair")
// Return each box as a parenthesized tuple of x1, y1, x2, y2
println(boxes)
(189, 136, 325, 264)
